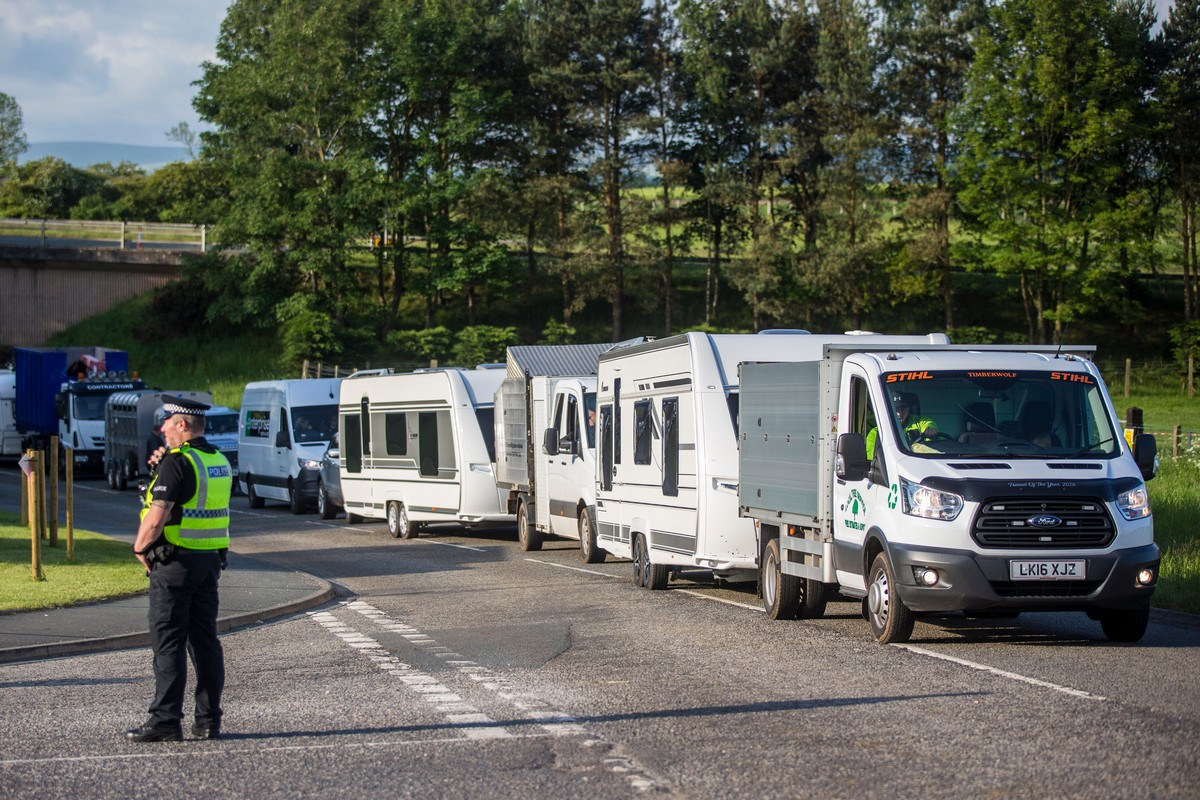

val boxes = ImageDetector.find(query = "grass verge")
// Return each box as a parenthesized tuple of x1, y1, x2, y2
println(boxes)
(1148, 455, 1200, 615)
(0, 511, 147, 613)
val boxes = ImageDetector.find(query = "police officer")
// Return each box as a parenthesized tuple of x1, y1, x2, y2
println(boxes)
(126, 396, 232, 742)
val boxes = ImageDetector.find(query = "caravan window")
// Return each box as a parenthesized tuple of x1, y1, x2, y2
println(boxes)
(599, 405, 613, 492)
(360, 398, 371, 455)
(634, 400, 653, 465)
(418, 410, 456, 477)
(662, 397, 679, 496)
(385, 413, 407, 456)
(343, 415, 362, 474)
(475, 408, 495, 462)
(613, 378, 622, 464)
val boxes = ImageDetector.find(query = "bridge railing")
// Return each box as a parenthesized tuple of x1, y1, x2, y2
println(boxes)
(0, 218, 209, 251)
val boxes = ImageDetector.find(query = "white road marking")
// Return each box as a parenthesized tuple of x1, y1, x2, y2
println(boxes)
(893, 643, 1106, 701)
(674, 588, 763, 612)
(524, 558, 621, 579)
(342, 600, 664, 793)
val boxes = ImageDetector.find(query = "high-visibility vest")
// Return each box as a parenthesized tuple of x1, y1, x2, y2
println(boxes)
(141, 444, 232, 550)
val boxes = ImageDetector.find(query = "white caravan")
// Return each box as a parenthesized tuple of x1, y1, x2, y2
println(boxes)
(238, 378, 341, 514)
(594, 331, 950, 589)
(0, 370, 20, 458)
(338, 366, 509, 537)
(494, 344, 617, 560)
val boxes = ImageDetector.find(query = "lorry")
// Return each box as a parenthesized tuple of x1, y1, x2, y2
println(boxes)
(14, 346, 145, 471)
(239, 378, 341, 514)
(103, 390, 236, 490)
(593, 331, 949, 591)
(338, 366, 509, 537)
(493, 343, 617, 560)
(1, 369, 21, 458)
(737, 340, 1159, 644)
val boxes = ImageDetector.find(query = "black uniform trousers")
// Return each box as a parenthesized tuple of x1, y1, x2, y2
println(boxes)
(147, 549, 224, 729)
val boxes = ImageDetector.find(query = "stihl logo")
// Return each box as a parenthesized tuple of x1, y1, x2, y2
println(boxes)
(885, 371, 933, 382)
(1051, 372, 1094, 384)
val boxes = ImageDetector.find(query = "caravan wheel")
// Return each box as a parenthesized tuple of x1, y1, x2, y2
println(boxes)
(633, 533, 669, 590)
(388, 501, 419, 539)
(517, 499, 542, 551)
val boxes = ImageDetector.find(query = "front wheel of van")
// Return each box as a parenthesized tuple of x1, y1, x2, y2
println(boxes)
(246, 476, 265, 509)
(288, 480, 305, 515)
(578, 508, 605, 564)
(867, 552, 915, 644)
(762, 539, 799, 620)
(517, 499, 542, 551)
(1098, 605, 1150, 643)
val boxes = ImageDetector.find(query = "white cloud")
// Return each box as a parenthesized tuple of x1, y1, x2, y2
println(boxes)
(0, 0, 228, 146)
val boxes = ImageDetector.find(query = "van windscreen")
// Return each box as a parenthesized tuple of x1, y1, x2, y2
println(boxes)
(291, 405, 338, 444)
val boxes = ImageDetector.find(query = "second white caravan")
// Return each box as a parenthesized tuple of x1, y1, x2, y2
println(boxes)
(594, 331, 950, 589)
(338, 366, 510, 537)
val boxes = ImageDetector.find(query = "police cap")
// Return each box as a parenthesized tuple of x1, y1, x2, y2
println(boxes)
(159, 395, 211, 420)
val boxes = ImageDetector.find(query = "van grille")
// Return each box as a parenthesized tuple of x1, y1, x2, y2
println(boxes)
(971, 498, 1114, 549)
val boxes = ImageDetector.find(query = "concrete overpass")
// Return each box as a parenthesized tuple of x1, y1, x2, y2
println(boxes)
(0, 244, 185, 346)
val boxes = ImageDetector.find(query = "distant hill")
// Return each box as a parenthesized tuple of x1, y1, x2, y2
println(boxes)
(19, 142, 191, 172)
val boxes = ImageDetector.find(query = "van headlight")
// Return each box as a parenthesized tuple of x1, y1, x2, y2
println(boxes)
(298, 458, 322, 471)
(900, 477, 963, 521)
(1117, 484, 1151, 520)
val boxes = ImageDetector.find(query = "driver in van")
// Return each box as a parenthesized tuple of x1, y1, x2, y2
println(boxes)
(866, 391, 938, 459)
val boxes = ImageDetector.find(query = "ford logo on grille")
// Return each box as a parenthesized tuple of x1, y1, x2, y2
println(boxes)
(1029, 514, 1063, 528)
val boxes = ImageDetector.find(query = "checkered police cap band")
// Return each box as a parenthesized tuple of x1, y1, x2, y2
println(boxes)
(161, 401, 206, 419)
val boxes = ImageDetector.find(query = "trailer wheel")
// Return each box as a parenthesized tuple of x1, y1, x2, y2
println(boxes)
(388, 501, 419, 539)
(1098, 605, 1150, 643)
(317, 480, 336, 520)
(246, 476, 265, 509)
(516, 499, 542, 551)
(106, 463, 118, 490)
(578, 508, 605, 564)
(288, 479, 305, 515)
(867, 552, 915, 644)
(762, 539, 799, 620)
(633, 533, 668, 590)
(116, 458, 129, 491)
(798, 578, 828, 620)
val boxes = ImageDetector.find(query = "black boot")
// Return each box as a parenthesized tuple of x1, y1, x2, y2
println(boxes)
(125, 722, 183, 742)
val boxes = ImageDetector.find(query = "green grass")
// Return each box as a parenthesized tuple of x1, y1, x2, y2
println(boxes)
(1148, 455, 1200, 615)
(0, 511, 147, 612)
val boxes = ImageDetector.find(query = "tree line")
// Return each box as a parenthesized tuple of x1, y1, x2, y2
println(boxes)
(4, 0, 1200, 368)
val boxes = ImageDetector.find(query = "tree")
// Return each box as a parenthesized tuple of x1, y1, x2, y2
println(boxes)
(954, 0, 1150, 343)
(166, 122, 198, 160)
(0, 92, 27, 169)
(194, 0, 378, 333)
(1162, 0, 1200, 322)
(879, 0, 985, 330)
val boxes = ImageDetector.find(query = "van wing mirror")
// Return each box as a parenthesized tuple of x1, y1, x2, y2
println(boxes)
(55, 392, 68, 421)
(836, 433, 869, 482)
(275, 429, 291, 449)
(542, 428, 559, 456)
(1134, 433, 1158, 480)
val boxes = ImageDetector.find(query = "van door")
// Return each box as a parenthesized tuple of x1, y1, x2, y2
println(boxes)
(548, 391, 585, 536)
(832, 367, 887, 593)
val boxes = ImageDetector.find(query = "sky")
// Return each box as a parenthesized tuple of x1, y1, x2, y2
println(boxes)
(0, 0, 229, 147)
(0, 0, 1181, 149)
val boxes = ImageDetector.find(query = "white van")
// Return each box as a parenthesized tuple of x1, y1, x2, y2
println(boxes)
(338, 366, 509, 537)
(239, 378, 341, 514)
(1, 370, 20, 458)
(594, 331, 949, 589)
